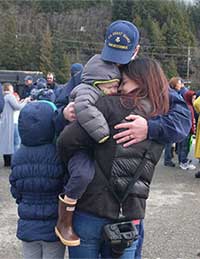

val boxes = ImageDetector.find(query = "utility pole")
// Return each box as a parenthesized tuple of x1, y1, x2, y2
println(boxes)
(187, 46, 191, 80)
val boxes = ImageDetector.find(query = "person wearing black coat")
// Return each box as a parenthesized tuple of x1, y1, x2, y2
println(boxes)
(20, 75, 35, 99)
(57, 57, 170, 259)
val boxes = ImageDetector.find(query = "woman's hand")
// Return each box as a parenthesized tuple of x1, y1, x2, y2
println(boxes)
(113, 114, 148, 147)
(21, 97, 31, 103)
(63, 102, 77, 122)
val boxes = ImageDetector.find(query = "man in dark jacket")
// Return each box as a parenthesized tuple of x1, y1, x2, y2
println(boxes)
(20, 75, 34, 99)
(46, 72, 58, 90)
(0, 84, 4, 113)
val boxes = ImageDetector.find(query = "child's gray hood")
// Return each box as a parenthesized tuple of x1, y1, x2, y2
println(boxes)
(81, 54, 121, 85)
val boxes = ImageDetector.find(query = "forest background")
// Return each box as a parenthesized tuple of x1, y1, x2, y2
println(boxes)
(0, 0, 200, 88)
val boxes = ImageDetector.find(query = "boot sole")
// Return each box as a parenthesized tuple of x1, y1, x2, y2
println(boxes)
(55, 227, 80, 246)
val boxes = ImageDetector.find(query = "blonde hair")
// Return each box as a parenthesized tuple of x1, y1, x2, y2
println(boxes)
(2, 83, 13, 92)
(169, 77, 182, 89)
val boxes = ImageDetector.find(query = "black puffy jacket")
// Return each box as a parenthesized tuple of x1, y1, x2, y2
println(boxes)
(57, 95, 164, 220)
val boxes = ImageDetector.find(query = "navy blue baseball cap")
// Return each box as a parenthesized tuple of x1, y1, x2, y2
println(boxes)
(24, 75, 33, 81)
(101, 20, 139, 64)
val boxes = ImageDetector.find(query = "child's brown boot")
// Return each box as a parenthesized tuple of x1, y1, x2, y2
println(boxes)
(55, 194, 80, 246)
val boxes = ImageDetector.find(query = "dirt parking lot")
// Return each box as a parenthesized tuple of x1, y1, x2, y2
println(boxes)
(1, 148, 200, 259)
(0, 161, 22, 258)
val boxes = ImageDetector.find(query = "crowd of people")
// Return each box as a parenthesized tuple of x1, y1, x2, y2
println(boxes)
(163, 77, 200, 177)
(0, 19, 195, 259)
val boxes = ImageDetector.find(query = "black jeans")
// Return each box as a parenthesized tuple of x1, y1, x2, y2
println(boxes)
(3, 154, 12, 167)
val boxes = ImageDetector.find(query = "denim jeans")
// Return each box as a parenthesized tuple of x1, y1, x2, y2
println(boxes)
(14, 123, 21, 153)
(68, 211, 143, 259)
(164, 143, 173, 163)
(177, 134, 190, 164)
(22, 240, 65, 259)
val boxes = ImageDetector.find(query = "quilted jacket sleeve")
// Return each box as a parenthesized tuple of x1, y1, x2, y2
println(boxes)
(71, 84, 110, 143)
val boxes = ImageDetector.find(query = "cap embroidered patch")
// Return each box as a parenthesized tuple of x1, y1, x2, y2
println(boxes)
(107, 31, 132, 50)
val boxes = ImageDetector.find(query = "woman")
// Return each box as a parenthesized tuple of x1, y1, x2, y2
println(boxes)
(0, 83, 27, 167)
(57, 57, 169, 259)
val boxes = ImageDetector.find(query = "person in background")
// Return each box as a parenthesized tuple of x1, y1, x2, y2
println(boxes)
(164, 143, 176, 167)
(179, 79, 189, 97)
(35, 78, 48, 89)
(178, 90, 196, 170)
(20, 76, 34, 99)
(30, 78, 56, 103)
(70, 63, 83, 77)
(0, 83, 28, 167)
(13, 92, 21, 152)
(46, 72, 58, 90)
(0, 83, 4, 113)
(9, 101, 66, 259)
(168, 78, 195, 170)
(194, 90, 200, 127)
(192, 94, 200, 177)
(168, 77, 185, 94)
(163, 77, 185, 167)
(54, 63, 83, 133)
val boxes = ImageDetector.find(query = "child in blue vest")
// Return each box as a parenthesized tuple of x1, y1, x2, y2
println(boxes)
(9, 101, 66, 259)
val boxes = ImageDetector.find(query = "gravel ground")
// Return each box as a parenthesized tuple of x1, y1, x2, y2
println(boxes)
(0, 145, 200, 259)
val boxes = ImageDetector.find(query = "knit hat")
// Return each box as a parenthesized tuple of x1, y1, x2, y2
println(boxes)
(70, 63, 83, 77)
(36, 78, 47, 89)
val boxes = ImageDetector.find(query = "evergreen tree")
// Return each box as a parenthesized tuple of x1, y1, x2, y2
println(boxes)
(57, 53, 71, 83)
(162, 58, 178, 80)
(39, 24, 54, 75)
(190, 0, 200, 41)
(112, 0, 133, 22)
(0, 16, 19, 69)
(146, 16, 166, 59)
(0, 0, 199, 85)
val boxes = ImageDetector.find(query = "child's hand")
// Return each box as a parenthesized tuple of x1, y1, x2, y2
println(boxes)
(63, 102, 77, 122)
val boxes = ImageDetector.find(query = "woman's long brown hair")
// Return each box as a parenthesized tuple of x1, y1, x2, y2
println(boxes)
(121, 57, 169, 117)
